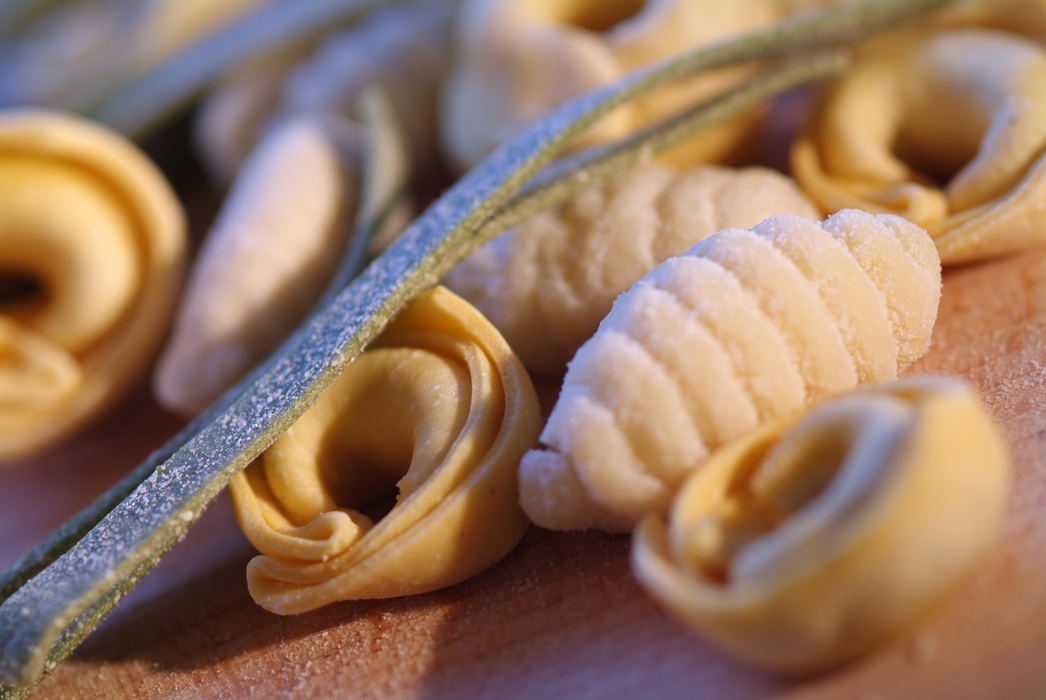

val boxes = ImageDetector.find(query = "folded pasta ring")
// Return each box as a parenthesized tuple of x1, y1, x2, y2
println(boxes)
(0, 110, 185, 460)
(229, 286, 541, 614)
(793, 28, 1046, 264)
(632, 376, 1010, 673)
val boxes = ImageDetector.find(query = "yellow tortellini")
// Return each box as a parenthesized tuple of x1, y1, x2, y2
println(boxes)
(632, 376, 1010, 673)
(154, 115, 358, 417)
(228, 286, 541, 614)
(519, 210, 941, 532)
(439, 0, 779, 172)
(792, 28, 1046, 264)
(446, 164, 820, 378)
(0, 110, 186, 460)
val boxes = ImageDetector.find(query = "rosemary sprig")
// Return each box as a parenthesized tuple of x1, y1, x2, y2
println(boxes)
(92, 0, 410, 138)
(0, 0, 956, 693)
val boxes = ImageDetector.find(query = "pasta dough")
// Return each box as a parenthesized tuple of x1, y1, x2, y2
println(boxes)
(632, 376, 1010, 673)
(155, 115, 358, 417)
(195, 0, 457, 185)
(519, 209, 941, 532)
(439, 0, 778, 172)
(0, 110, 186, 460)
(229, 286, 541, 614)
(792, 28, 1046, 264)
(445, 164, 820, 377)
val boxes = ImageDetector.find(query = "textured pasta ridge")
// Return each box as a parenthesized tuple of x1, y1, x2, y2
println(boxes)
(446, 163, 820, 377)
(519, 209, 941, 532)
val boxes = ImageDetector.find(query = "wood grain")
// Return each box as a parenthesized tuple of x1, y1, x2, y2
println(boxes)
(3, 245, 1046, 699)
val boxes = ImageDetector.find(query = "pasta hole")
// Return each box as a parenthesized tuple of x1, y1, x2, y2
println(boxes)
(0, 270, 47, 313)
(317, 438, 412, 519)
(559, 0, 646, 33)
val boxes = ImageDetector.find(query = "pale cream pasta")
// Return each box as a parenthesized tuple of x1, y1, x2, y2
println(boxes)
(154, 114, 359, 417)
(446, 163, 820, 378)
(520, 210, 941, 532)
(439, 0, 779, 172)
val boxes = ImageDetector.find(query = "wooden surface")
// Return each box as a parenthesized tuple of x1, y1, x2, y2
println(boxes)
(3, 245, 1046, 699)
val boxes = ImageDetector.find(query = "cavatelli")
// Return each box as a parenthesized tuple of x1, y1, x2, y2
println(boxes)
(519, 209, 941, 532)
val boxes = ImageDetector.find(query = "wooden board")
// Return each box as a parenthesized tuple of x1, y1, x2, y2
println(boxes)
(3, 245, 1046, 699)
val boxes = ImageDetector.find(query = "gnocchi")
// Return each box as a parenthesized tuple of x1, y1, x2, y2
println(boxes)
(519, 209, 941, 532)
(632, 376, 1010, 673)
(445, 163, 820, 378)
(792, 28, 1046, 264)
(228, 286, 541, 614)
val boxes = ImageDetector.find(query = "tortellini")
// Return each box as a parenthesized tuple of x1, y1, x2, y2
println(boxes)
(0, 0, 272, 110)
(439, 0, 778, 172)
(228, 286, 541, 614)
(519, 210, 941, 532)
(154, 114, 358, 417)
(195, 0, 456, 185)
(446, 164, 820, 378)
(0, 110, 186, 460)
(792, 28, 1046, 264)
(632, 376, 1010, 673)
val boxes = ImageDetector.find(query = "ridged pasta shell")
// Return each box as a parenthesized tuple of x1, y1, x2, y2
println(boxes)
(228, 286, 541, 614)
(439, 0, 778, 172)
(519, 209, 941, 532)
(446, 164, 820, 378)
(792, 28, 1046, 264)
(632, 376, 1010, 673)
(154, 114, 359, 417)
(0, 110, 186, 460)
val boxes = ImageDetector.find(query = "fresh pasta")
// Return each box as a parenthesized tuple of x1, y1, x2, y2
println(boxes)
(792, 28, 1046, 264)
(229, 286, 541, 614)
(632, 376, 1010, 673)
(0, 110, 186, 460)
(446, 163, 820, 378)
(439, 0, 777, 172)
(154, 115, 357, 417)
(519, 209, 941, 532)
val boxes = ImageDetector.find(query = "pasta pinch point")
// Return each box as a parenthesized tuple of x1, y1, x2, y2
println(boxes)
(0, 110, 186, 461)
(632, 376, 1010, 673)
(521, 210, 941, 531)
(229, 286, 541, 614)
(793, 28, 1046, 264)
